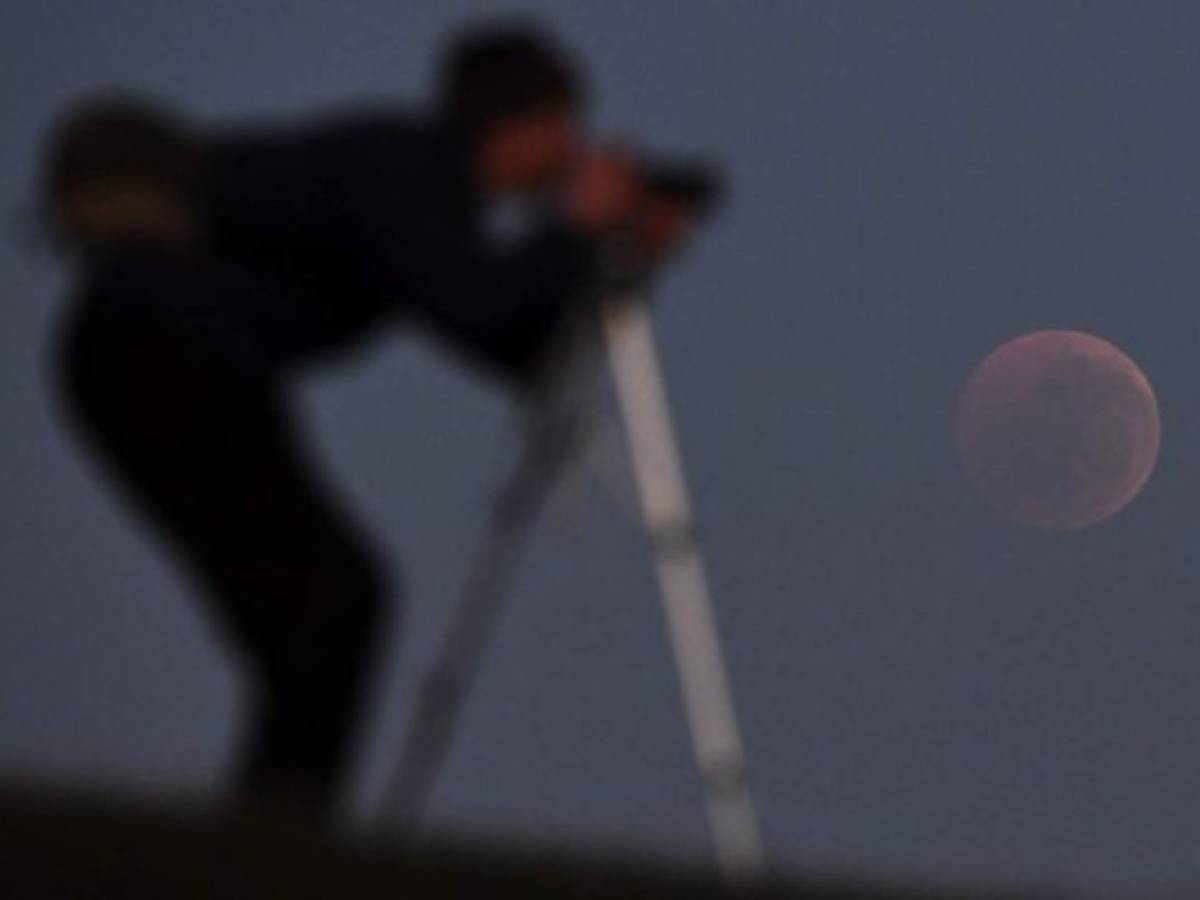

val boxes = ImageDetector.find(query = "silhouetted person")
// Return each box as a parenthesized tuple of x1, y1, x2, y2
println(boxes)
(43, 23, 687, 819)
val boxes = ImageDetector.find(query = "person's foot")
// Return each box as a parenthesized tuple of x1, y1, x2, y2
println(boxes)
(226, 777, 338, 835)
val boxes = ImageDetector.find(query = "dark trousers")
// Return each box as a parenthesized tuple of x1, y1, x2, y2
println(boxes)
(54, 254, 393, 816)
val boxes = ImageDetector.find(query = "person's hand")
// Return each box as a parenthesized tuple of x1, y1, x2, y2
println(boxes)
(560, 148, 642, 233)
(598, 196, 694, 278)
(633, 196, 691, 261)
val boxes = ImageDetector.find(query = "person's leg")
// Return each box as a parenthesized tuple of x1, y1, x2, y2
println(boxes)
(208, 408, 393, 815)
(55, 257, 395, 817)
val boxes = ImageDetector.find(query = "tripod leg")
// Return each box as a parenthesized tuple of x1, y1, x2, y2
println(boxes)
(379, 311, 603, 831)
(601, 296, 766, 880)
(378, 459, 551, 829)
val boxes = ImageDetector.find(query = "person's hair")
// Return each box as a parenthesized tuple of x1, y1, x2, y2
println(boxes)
(41, 93, 198, 215)
(437, 22, 585, 137)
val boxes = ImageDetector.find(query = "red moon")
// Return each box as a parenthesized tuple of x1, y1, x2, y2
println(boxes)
(956, 330, 1160, 529)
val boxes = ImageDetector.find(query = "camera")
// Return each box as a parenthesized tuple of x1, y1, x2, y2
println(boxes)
(640, 159, 725, 216)
(591, 159, 724, 287)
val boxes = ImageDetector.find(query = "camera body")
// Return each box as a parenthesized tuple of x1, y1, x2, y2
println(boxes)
(640, 159, 725, 216)
(589, 158, 724, 288)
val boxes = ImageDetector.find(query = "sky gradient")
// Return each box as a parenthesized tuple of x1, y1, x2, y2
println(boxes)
(4, 1, 1200, 893)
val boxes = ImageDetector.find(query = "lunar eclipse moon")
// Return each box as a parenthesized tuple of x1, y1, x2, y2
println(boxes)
(956, 330, 1160, 530)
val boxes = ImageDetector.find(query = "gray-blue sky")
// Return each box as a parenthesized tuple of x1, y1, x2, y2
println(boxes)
(3, 1, 1200, 893)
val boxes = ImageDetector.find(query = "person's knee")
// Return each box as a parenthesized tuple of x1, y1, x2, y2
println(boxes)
(302, 543, 398, 656)
(339, 548, 393, 635)
(247, 546, 394, 699)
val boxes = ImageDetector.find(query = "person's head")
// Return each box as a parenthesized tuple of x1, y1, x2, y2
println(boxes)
(438, 22, 586, 195)
(41, 93, 200, 250)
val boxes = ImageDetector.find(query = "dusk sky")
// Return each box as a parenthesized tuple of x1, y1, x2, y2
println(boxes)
(5, 2, 1200, 894)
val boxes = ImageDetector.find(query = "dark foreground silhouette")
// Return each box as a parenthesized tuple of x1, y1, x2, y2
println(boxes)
(0, 779, 1076, 900)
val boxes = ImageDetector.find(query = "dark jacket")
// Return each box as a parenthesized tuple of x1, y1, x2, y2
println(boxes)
(200, 108, 597, 381)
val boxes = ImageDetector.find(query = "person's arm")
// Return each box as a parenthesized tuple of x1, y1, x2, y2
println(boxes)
(387, 203, 599, 383)
(390, 148, 669, 383)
